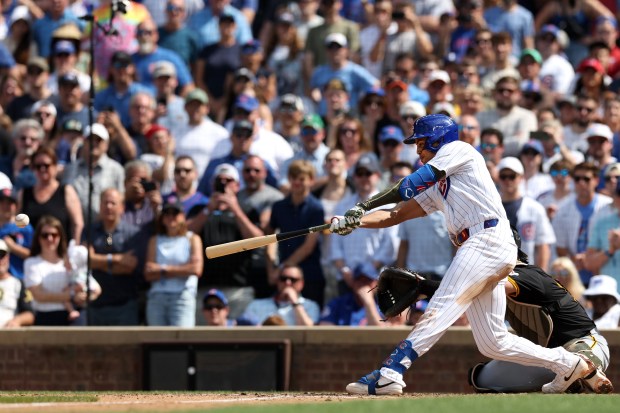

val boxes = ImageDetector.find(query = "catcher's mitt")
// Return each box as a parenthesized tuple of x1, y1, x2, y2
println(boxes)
(376, 266, 424, 319)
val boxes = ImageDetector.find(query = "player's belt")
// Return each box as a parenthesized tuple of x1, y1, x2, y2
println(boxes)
(455, 219, 499, 245)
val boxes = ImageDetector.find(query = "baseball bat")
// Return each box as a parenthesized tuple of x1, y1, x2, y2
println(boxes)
(205, 223, 332, 259)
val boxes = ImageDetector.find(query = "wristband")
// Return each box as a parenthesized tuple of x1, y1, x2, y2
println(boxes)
(107, 254, 113, 273)
(292, 302, 300, 307)
(161, 264, 168, 278)
(605, 250, 614, 258)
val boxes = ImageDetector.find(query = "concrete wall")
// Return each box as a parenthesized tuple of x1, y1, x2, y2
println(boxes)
(1, 327, 618, 393)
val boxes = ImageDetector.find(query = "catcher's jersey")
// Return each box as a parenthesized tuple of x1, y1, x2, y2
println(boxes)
(413, 141, 507, 236)
(507, 264, 595, 348)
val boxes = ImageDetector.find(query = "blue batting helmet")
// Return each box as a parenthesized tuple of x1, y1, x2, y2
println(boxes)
(403, 113, 459, 152)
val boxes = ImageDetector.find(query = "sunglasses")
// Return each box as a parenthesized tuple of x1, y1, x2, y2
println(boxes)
(34, 163, 52, 171)
(162, 209, 181, 217)
(521, 149, 539, 157)
(496, 87, 517, 94)
(233, 130, 253, 139)
(137, 29, 155, 36)
(0, 251, 7, 259)
(401, 115, 419, 122)
(217, 177, 235, 184)
(576, 105, 595, 113)
(166, 4, 184, 12)
(550, 169, 570, 177)
(381, 140, 400, 148)
(203, 304, 226, 311)
(604, 175, 619, 182)
(40, 232, 59, 240)
(279, 275, 301, 283)
(27, 68, 44, 76)
(499, 173, 518, 181)
(174, 167, 193, 175)
(327, 42, 343, 50)
(355, 170, 373, 177)
(35, 111, 53, 119)
(480, 143, 498, 150)
(573, 175, 592, 183)
(243, 167, 261, 174)
(366, 99, 384, 106)
(340, 128, 358, 135)
(301, 128, 319, 136)
(476, 37, 492, 44)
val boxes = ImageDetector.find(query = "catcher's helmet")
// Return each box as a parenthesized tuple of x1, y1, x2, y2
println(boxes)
(403, 113, 458, 152)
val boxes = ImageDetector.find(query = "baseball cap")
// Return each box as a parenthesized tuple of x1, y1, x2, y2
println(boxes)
(323, 78, 347, 93)
(235, 94, 259, 112)
(152, 61, 176, 78)
(203, 288, 229, 306)
(520, 48, 543, 65)
(279, 94, 304, 112)
(494, 68, 521, 84)
(538, 25, 569, 49)
(432, 102, 456, 118)
(354, 153, 380, 174)
(214, 163, 240, 182)
(241, 39, 262, 54)
(31, 100, 57, 117)
(276, 11, 295, 25)
(27, 56, 49, 73)
(62, 119, 83, 134)
(185, 88, 209, 105)
(364, 85, 385, 98)
(521, 140, 544, 155)
(161, 197, 184, 214)
(54, 40, 76, 55)
(234, 67, 256, 83)
(232, 119, 254, 133)
(9, 5, 30, 26)
(353, 262, 379, 281)
(604, 162, 620, 177)
(497, 156, 524, 175)
(583, 275, 620, 303)
(0, 239, 8, 254)
(586, 123, 613, 141)
(578, 58, 605, 74)
(111, 51, 132, 67)
(145, 124, 168, 139)
(428, 70, 451, 85)
(386, 79, 408, 91)
(325, 32, 348, 48)
(218, 13, 235, 24)
(0, 187, 16, 203)
(301, 114, 324, 130)
(378, 126, 404, 143)
(84, 123, 109, 141)
(58, 72, 80, 86)
(400, 101, 426, 118)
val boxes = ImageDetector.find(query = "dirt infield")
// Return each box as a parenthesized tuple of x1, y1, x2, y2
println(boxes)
(0, 392, 404, 413)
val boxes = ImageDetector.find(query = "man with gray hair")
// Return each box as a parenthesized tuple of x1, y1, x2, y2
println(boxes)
(122, 159, 162, 229)
(1, 119, 44, 191)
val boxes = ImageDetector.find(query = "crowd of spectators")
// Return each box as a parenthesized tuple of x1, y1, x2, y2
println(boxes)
(1, 0, 620, 329)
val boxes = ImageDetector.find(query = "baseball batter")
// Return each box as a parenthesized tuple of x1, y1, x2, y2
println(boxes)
(331, 114, 612, 395)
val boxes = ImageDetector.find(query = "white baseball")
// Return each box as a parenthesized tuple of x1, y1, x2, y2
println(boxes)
(15, 214, 29, 228)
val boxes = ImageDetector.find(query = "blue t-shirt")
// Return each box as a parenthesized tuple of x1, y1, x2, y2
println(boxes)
(132, 47, 193, 93)
(450, 26, 477, 63)
(32, 10, 85, 58)
(269, 195, 325, 282)
(94, 82, 151, 127)
(187, 5, 253, 48)
(0, 222, 34, 280)
(319, 293, 380, 326)
(484, 5, 534, 59)
(157, 26, 202, 67)
(162, 191, 209, 218)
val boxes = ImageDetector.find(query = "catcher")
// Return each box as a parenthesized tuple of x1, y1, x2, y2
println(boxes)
(377, 230, 611, 393)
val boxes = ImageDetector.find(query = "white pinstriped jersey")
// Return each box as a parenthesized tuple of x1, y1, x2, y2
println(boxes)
(413, 141, 508, 236)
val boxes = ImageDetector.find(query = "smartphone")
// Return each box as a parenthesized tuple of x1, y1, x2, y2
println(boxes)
(530, 131, 551, 141)
(391, 11, 405, 20)
(141, 179, 157, 192)
(214, 179, 226, 193)
(156, 96, 167, 106)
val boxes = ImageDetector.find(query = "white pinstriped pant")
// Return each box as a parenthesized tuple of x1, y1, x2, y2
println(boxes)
(384, 219, 578, 382)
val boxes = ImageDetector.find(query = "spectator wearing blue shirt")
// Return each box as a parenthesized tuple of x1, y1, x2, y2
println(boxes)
(163, 156, 210, 221)
(484, 0, 535, 59)
(133, 19, 195, 96)
(319, 262, 384, 326)
(55, 72, 91, 135)
(187, 0, 253, 48)
(266, 160, 326, 307)
(94, 51, 150, 128)
(0, 187, 33, 280)
(31, 1, 84, 58)
(310, 32, 379, 116)
(157, 0, 202, 68)
(240, 265, 320, 326)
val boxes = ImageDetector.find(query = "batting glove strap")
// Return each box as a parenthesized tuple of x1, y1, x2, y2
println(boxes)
(382, 340, 417, 376)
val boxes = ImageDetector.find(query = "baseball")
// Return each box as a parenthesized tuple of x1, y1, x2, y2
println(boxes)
(15, 214, 29, 228)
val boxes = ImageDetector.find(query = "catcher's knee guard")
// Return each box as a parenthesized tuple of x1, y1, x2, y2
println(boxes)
(467, 362, 497, 393)
(564, 338, 604, 371)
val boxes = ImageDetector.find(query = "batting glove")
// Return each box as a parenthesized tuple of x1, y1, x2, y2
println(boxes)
(330, 215, 361, 236)
(344, 205, 366, 220)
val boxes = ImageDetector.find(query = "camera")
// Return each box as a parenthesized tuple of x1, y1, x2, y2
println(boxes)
(140, 179, 157, 192)
(214, 179, 227, 193)
(530, 131, 551, 141)
(392, 11, 405, 20)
